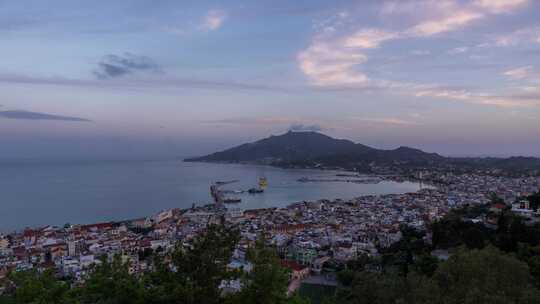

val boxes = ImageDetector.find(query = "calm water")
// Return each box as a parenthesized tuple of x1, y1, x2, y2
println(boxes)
(0, 160, 422, 232)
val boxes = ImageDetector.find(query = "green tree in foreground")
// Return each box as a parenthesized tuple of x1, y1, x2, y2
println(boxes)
(144, 223, 241, 304)
(1, 224, 242, 304)
(0, 224, 307, 304)
(232, 236, 290, 304)
(527, 191, 540, 211)
(6, 269, 75, 304)
(431, 246, 540, 304)
(79, 255, 145, 304)
(333, 246, 540, 304)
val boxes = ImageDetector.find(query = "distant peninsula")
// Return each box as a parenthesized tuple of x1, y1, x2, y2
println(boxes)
(185, 131, 540, 175)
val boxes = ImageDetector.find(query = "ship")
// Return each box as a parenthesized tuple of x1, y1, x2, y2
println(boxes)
(258, 177, 268, 188)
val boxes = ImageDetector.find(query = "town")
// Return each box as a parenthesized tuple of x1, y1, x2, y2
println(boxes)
(1, 171, 540, 296)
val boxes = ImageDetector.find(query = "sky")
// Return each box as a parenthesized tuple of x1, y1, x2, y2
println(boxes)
(1, 0, 540, 159)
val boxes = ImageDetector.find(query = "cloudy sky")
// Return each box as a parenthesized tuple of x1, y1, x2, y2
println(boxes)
(1, 0, 540, 159)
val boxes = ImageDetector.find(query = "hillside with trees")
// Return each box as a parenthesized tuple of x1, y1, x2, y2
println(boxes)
(185, 131, 540, 175)
(0, 225, 306, 304)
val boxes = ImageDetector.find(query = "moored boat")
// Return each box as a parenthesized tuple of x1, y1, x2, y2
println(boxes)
(223, 198, 242, 203)
(248, 188, 264, 194)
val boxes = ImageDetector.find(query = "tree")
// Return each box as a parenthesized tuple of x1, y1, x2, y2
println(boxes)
(345, 254, 370, 272)
(7, 269, 74, 304)
(79, 255, 145, 304)
(144, 223, 240, 304)
(431, 215, 491, 250)
(489, 193, 504, 204)
(341, 271, 407, 304)
(413, 254, 439, 277)
(234, 236, 290, 304)
(334, 246, 540, 304)
(379, 225, 430, 276)
(336, 269, 355, 287)
(527, 191, 540, 211)
(528, 255, 540, 289)
(431, 246, 539, 303)
(287, 294, 311, 304)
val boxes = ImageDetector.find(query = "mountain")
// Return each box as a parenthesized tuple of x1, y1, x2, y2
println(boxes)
(185, 131, 369, 162)
(184, 131, 444, 168)
(185, 131, 540, 174)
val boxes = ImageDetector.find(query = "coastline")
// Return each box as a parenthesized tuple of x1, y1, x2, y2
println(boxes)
(0, 160, 424, 233)
(1, 162, 538, 290)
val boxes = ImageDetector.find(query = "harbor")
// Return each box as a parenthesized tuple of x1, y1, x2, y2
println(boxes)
(210, 177, 267, 205)
(297, 176, 382, 184)
(0, 160, 423, 232)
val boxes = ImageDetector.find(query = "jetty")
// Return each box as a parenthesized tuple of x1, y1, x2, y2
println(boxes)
(211, 180, 241, 204)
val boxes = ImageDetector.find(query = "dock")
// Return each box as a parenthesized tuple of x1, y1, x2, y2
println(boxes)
(211, 180, 241, 205)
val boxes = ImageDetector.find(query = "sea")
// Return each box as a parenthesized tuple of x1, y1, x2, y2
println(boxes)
(0, 159, 423, 232)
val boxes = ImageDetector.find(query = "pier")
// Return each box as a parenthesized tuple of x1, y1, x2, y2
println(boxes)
(210, 180, 240, 205)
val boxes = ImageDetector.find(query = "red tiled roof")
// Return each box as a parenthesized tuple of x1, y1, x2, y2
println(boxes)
(281, 260, 307, 272)
(23, 229, 37, 238)
(493, 203, 506, 210)
(272, 224, 312, 233)
(81, 222, 114, 231)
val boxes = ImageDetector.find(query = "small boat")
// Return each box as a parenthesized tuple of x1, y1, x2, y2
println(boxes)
(248, 188, 264, 194)
(223, 198, 242, 204)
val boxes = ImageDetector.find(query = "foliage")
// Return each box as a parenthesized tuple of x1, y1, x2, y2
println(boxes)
(6, 269, 75, 304)
(430, 212, 491, 250)
(0, 224, 307, 304)
(297, 283, 334, 304)
(379, 226, 430, 275)
(448, 203, 490, 218)
(413, 254, 439, 277)
(430, 203, 540, 252)
(79, 255, 145, 304)
(431, 246, 537, 303)
(527, 191, 540, 211)
(143, 223, 240, 304)
(333, 246, 540, 304)
(331, 207, 540, 304)
(489, 193, 505, 204)
(231, 236, 291, 304)
(0, 224, 245, 304)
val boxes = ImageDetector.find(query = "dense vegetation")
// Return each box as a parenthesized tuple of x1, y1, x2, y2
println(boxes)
(321, 199, 540, 304)
(0, 225, 305, 304)
(528, 191, 540, 211)
(329, 246, 540, 304)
